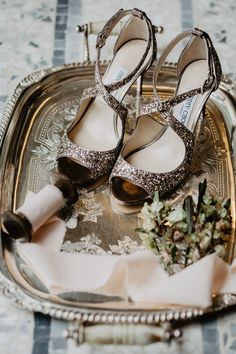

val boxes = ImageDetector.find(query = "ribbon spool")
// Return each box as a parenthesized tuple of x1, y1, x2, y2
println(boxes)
(1, 175, 78, 242)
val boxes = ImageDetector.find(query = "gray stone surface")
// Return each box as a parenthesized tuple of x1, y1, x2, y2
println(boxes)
(0, 0, 236, 353)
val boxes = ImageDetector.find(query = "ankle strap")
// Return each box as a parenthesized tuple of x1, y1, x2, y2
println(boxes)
(95, 8, 156, 93)
(153, 28, 222, 99)
(96, 9, 145, 49)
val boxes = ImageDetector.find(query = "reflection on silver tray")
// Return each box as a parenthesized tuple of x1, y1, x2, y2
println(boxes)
(0, 61, 236, 326)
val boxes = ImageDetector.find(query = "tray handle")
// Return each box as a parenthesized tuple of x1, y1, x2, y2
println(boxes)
(76, 21, 163, 62)
(64, 321, 182, 345)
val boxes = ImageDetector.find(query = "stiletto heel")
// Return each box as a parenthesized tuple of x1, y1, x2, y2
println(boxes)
(57, 8, 157, 187)
(110, 28, 222, 213)
(135, 72, 144, 116)
(136, 73, 144, 97)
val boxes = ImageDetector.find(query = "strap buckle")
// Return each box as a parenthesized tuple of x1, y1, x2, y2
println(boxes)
(192, 28, 204, 37)
(96, 31, 106, 48)
(132, 8, 144, 19)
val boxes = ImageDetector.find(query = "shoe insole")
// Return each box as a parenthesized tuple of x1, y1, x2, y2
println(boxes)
(68, 39, 148, 152)
(126, 59, 209, 173)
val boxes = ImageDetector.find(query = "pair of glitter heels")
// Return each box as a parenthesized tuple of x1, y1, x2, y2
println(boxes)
(57, 8, 222, 214)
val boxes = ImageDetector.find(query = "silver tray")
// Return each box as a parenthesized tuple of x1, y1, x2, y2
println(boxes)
(0, 57, 236, 341)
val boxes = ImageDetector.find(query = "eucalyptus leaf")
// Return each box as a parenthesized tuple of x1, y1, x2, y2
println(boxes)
(223, 198, 231, 210)
(135, 227, 145, 233)
(183, 195, 194, 234)
(197, 178, 207, 212)
(171, 245, 177, 261)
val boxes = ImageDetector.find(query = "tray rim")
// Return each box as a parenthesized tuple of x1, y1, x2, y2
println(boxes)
(1, 61, 236, 325)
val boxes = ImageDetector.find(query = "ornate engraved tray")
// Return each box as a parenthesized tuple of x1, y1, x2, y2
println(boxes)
(0, 58, 236, 340)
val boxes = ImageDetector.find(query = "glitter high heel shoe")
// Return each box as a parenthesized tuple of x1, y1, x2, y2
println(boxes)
(57, 8, 157, 187)
(110, 28, 222, 214)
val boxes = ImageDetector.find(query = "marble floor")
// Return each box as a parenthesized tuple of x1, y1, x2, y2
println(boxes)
(0, 0, 236, 353)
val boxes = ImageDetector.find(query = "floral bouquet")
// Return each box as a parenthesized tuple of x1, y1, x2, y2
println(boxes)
(137, 180, 232, 275)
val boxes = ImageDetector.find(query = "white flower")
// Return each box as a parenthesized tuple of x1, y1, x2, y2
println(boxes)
(166, 206, 186, 223)
(141, 203, 152, 218)
(176, 242, 188, 250)
(199, 236, 211, 250)
(143, 218, 156, 232)
(214, 245, 226, 257)
(189, 248, 200, 262)
(150, 200, 164, 214)
(192, 193, 198, 205)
